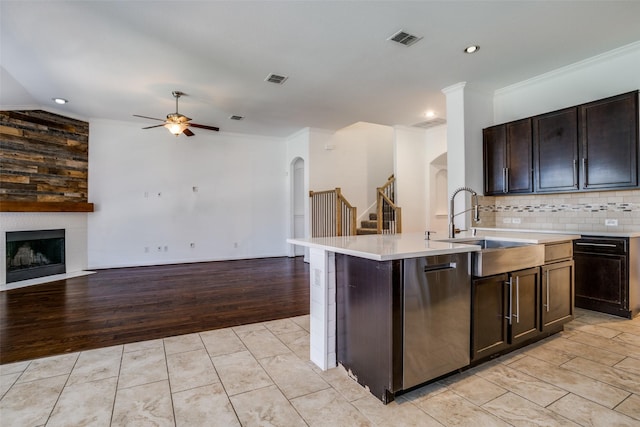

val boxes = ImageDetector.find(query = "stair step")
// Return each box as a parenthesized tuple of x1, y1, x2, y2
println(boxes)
(356, 228, 378, 235)
(361, 220, 377, 228)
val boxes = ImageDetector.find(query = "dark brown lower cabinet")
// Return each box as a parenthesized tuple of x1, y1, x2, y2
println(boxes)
(574, 237, 639, 319)
(471, 273, 509, 360)
(472, 267, 540, 361)
(542, 260, 575, 329)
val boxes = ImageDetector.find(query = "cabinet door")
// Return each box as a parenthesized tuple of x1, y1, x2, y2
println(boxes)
(483, 125, 507, 195)
(542, 261, 574, 330)
(509, 267, 540, 345)
(472, 274, 509, 360)
(533, 108, 579, 192)
(574, 251, 627, 316)
(579, 91, 639, 189)
(506, 119, 534, 193)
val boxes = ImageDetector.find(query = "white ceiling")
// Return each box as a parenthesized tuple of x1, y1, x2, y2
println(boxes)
(2, 1, 640, 138)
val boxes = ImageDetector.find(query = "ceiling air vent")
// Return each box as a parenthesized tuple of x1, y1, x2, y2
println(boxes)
(388, 30, 422, 46)
(412, 118, 447, 129)
(265, 73, 288, 84)
(229, 115, 244, 121)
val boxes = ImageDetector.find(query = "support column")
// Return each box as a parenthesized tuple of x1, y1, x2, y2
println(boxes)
(442, 82, 493, 231)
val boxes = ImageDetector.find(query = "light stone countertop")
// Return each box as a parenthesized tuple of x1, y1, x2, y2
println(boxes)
(287, 229, 582, 262)
(287, 233, 480, 261)
(474, 227, 640, 239)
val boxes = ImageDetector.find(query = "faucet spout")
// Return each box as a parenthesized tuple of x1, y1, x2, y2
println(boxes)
(449, 187, 480, 238)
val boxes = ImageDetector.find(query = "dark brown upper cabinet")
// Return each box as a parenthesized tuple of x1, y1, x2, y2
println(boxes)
(579, 91, 638, 190)
(486, 90, 638, 196)
(533, 107, 579, 193)
(483, 118, 533, 195)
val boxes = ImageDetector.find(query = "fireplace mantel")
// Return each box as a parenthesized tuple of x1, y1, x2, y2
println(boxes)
(0, 201, 94, 212)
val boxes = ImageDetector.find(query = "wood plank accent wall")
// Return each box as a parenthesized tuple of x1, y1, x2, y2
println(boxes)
(0, 110, 93, 212)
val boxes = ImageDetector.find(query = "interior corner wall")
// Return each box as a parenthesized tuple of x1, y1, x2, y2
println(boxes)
(307, 123, 394, 221)
(394, 125, 448, 233)
(394, 126, 428, 232)
(87, 119, 289, 269)
(286, 128, 311, 257)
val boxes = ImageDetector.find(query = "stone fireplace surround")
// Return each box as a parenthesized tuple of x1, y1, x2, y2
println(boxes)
(0, 212, 90, 290)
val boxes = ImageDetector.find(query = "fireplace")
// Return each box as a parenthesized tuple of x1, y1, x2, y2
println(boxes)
(6, 229, 66, 283)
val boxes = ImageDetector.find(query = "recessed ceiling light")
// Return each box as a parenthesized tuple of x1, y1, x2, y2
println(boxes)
(229, 115, 244, 121)
(425, 111, 436, 119)
(464, 45, 480, 54)
(52, 98, 68, 104)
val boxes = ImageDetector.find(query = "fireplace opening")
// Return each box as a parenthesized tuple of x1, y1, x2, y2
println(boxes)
(6, 229, 66, 283)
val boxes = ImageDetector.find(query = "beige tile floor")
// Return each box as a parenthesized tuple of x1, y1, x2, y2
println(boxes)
(1, 308, 639, 426)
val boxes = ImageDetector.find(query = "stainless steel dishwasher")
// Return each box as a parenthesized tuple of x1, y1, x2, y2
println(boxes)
(403, 253, 470, 389)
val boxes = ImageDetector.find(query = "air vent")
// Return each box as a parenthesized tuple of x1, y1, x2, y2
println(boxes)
(229, 115, 244, 121)
(388, 30, 422, 46)
(265, 73, 288, 84)
(412, 118, 447, 129)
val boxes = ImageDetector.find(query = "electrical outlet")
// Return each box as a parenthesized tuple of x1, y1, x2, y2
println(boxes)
(234, 242, 238, 248)
(157, 246, 162, 252)
(144, 247, 149, 253)
(164, 246, 168, 252)
(503, 218, 512, 224)
(512, 218, 521, 224)
(190, 242, 195, 248)
(605, 219, 618, 226)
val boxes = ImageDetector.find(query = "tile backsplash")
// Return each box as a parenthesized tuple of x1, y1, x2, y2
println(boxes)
(475, 189, 640, 233)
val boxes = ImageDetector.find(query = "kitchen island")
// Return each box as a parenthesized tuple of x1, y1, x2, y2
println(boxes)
(288, 230, 580, 403)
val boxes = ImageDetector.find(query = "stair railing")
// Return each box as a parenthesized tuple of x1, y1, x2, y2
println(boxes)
(309, 188, 357, 237)
(376, 175, 402, 234)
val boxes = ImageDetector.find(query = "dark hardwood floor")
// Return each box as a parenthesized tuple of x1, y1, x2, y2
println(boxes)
(0, 257, 310, 364)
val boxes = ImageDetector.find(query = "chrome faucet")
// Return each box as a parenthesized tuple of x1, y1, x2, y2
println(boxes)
(449, 187, 480, 238)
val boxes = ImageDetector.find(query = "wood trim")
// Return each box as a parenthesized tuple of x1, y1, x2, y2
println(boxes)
(0, 201, 94, 212)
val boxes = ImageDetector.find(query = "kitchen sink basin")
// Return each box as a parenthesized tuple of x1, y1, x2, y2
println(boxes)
(454, 239, 545, 277)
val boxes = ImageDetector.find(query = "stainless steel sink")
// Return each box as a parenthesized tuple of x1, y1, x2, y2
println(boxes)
(454, 239, 545, 277)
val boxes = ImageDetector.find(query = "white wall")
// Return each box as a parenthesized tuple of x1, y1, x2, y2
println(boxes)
(394, 125, 448, 233)
(307, 123, 394, 221)
(87, 119, 288, 269)
(494, 41, 640, 123)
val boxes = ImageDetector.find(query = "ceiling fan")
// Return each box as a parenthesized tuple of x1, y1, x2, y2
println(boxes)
(133, 91, 219, 136)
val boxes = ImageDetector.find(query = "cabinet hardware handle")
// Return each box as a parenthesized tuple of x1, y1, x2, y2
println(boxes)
(423, 263, 456, 273)
(515, 276, 520, 324)
(545, 270, 550, 312)
(582, 158, 588, 187)
(505, 168, 510, 193)
(573, 159, 578, 188)
(505, 278, 513, 324)
(575, 242, 617, 248)
(502, 168, 507, 193)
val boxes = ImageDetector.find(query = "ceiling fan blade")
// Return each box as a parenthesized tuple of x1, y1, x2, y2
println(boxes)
(142, 124, 166, 129)
(133, 114, 165, 121)
(190, 123, 220, 132)
(183, 128, 195, 137)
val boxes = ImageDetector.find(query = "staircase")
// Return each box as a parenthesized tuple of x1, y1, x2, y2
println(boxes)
(357, 213, 392, 235)
(310, 175, 401, 237)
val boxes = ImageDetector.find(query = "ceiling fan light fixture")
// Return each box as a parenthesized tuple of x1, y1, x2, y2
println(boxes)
(164, 122, 188, 136)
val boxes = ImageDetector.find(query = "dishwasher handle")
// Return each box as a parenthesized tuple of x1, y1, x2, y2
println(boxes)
(423, 263, 456, 273)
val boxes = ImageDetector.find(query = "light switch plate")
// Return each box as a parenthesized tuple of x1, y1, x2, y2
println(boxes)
(605, 219, 618, 226)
